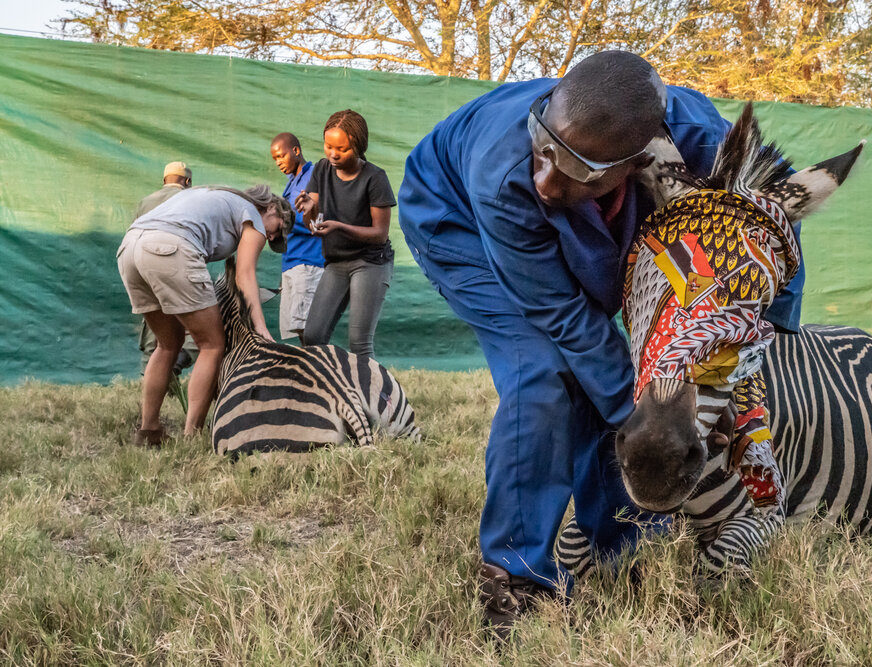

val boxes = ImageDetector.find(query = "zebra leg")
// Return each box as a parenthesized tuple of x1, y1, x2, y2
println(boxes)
(555, 516, 594, 580)
(556, 507, 783, 582)
(557, 463, 788, 580)
(338, 397, 374, 447)
(695, 510, 784, 576)
(683, 461, 785, 577)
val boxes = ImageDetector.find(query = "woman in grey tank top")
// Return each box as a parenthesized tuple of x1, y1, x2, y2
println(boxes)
(117, 184, 292, 447)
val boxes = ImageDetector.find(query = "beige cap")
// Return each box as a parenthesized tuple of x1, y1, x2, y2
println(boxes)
(163, 161, 192, 179)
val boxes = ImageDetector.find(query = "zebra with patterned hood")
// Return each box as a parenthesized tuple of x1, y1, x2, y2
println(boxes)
(558, 103, 871, 578)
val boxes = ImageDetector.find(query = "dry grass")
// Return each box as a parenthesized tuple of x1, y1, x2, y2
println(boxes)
(1, 371, 871, 665)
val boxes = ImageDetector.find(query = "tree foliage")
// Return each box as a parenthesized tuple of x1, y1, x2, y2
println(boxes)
(58, 0, 872, 105)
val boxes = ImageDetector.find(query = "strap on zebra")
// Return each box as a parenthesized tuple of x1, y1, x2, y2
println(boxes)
(728, 372, 783, 513)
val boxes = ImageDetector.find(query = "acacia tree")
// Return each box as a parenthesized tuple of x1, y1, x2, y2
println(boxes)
(58, 0, 872, 104)
(57, 0, 559, 79)
(645, 0, 872, 106)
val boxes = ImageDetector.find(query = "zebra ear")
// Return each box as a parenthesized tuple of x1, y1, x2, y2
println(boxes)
(224, 256, 237, 286)
(760, 141, 865, 222)
(637, 132, 697, 209)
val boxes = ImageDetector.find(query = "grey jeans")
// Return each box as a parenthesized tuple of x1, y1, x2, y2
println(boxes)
(302, 257, 393, 358)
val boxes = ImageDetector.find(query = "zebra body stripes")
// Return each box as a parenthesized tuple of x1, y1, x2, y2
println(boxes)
(558, 324, 872, 578)
(211, 258, 419, 456)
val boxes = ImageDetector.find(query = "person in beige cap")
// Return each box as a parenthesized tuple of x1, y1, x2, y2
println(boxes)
(135, 162, 193, 218)
(135, 162, 198, 371)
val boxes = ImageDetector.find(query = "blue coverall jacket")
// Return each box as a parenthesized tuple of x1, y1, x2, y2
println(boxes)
(398, 78, 803, 587)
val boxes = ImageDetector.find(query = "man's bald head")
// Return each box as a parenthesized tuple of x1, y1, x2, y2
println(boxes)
(271, 132, 301, 151)
(552, 51, 667, 162)
(531, 51, 667, 206)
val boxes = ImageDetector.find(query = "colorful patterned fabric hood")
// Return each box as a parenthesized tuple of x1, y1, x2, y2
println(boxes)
(623, 188, 801, 512)
(624, 189, 800, 400)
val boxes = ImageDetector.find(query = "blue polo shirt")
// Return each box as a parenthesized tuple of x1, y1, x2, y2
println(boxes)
(281, 161, 324, 271)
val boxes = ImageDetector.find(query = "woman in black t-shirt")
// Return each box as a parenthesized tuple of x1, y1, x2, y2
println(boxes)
(295, 110, 396, 358)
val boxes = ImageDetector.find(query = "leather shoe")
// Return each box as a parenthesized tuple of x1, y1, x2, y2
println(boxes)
(479, 563, 556, 640)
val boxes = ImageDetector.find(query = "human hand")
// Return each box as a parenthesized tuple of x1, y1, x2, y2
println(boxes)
(706, 400, 737, 452)
(311, 218, 342, 236)
(255, 324, 275, 342)
(294, 191, 314, 215)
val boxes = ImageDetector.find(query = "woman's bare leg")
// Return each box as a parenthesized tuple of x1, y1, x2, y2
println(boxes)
(176, 305, 225, 435)
(141, 310, 185, 431)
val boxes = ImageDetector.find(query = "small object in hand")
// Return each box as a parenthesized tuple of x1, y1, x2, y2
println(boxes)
(313, 213, 324, 230)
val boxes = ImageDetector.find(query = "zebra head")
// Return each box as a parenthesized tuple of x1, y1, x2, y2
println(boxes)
(214, 256, 256, 351)
(617, 103, 864, 513)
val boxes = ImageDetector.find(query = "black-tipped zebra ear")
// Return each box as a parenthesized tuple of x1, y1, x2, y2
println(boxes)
(637, 131, 697, 209)
(760, 141, 865, 222)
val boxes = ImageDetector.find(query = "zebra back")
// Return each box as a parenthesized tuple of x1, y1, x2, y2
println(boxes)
(211, 258, 419, 455)
(764, 325, 872, 532)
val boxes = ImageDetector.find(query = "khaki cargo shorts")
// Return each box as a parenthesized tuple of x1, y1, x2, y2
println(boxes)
(117, 229, 217, 315)
(279, 263, 324, 338)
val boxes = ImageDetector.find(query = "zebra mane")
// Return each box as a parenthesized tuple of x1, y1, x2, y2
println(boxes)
(672, 102, 794, 194)
(217, 256, 256, 333)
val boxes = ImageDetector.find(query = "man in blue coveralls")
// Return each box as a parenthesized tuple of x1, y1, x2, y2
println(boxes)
(397, 51, 803, 634)
(270, 132, 325, 340)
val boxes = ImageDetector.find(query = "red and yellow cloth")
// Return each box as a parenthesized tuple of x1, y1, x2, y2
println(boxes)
(624, 190, 799, 513)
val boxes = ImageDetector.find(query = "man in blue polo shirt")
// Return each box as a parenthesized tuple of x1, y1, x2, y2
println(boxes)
(398, 51, 803, 635)
(270, 132, 324, 340)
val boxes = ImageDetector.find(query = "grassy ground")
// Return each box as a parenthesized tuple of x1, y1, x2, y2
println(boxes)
(1, 371, 871, 665)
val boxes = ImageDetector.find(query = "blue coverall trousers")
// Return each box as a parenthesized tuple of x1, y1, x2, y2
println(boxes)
(406, 235, 649, 588)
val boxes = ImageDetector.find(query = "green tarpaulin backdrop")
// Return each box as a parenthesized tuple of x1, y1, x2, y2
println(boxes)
(1, 34, 871, 384)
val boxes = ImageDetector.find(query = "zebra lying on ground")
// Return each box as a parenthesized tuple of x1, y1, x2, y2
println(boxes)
(211, 256, 420, 456)
(558, 324, 872, 577)
(558, 104, 871, 578)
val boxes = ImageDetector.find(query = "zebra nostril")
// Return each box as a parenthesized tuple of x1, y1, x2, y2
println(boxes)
(685, 443, 703, 469)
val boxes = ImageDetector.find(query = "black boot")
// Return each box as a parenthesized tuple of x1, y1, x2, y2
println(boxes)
(478, 563, 556, 641)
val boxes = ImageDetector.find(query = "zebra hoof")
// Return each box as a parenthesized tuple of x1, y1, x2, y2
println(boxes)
(693, 549, 752, 583)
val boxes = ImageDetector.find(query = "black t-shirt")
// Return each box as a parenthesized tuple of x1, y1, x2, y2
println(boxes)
(307, 158, 397, 264)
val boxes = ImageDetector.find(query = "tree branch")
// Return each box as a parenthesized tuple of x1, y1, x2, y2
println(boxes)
(187, 0, 237, 45)
(277, 39, 426, 67)
(292, 27, 417, 49)
(381, 0, 436, 65)
(556, 0, 597, 77)
(642, 10, 718, 58)
(497, 0, 551, 81)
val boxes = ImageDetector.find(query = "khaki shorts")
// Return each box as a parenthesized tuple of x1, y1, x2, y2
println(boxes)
(279, 264, 324, 338)
(117, 229, 217, 315)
